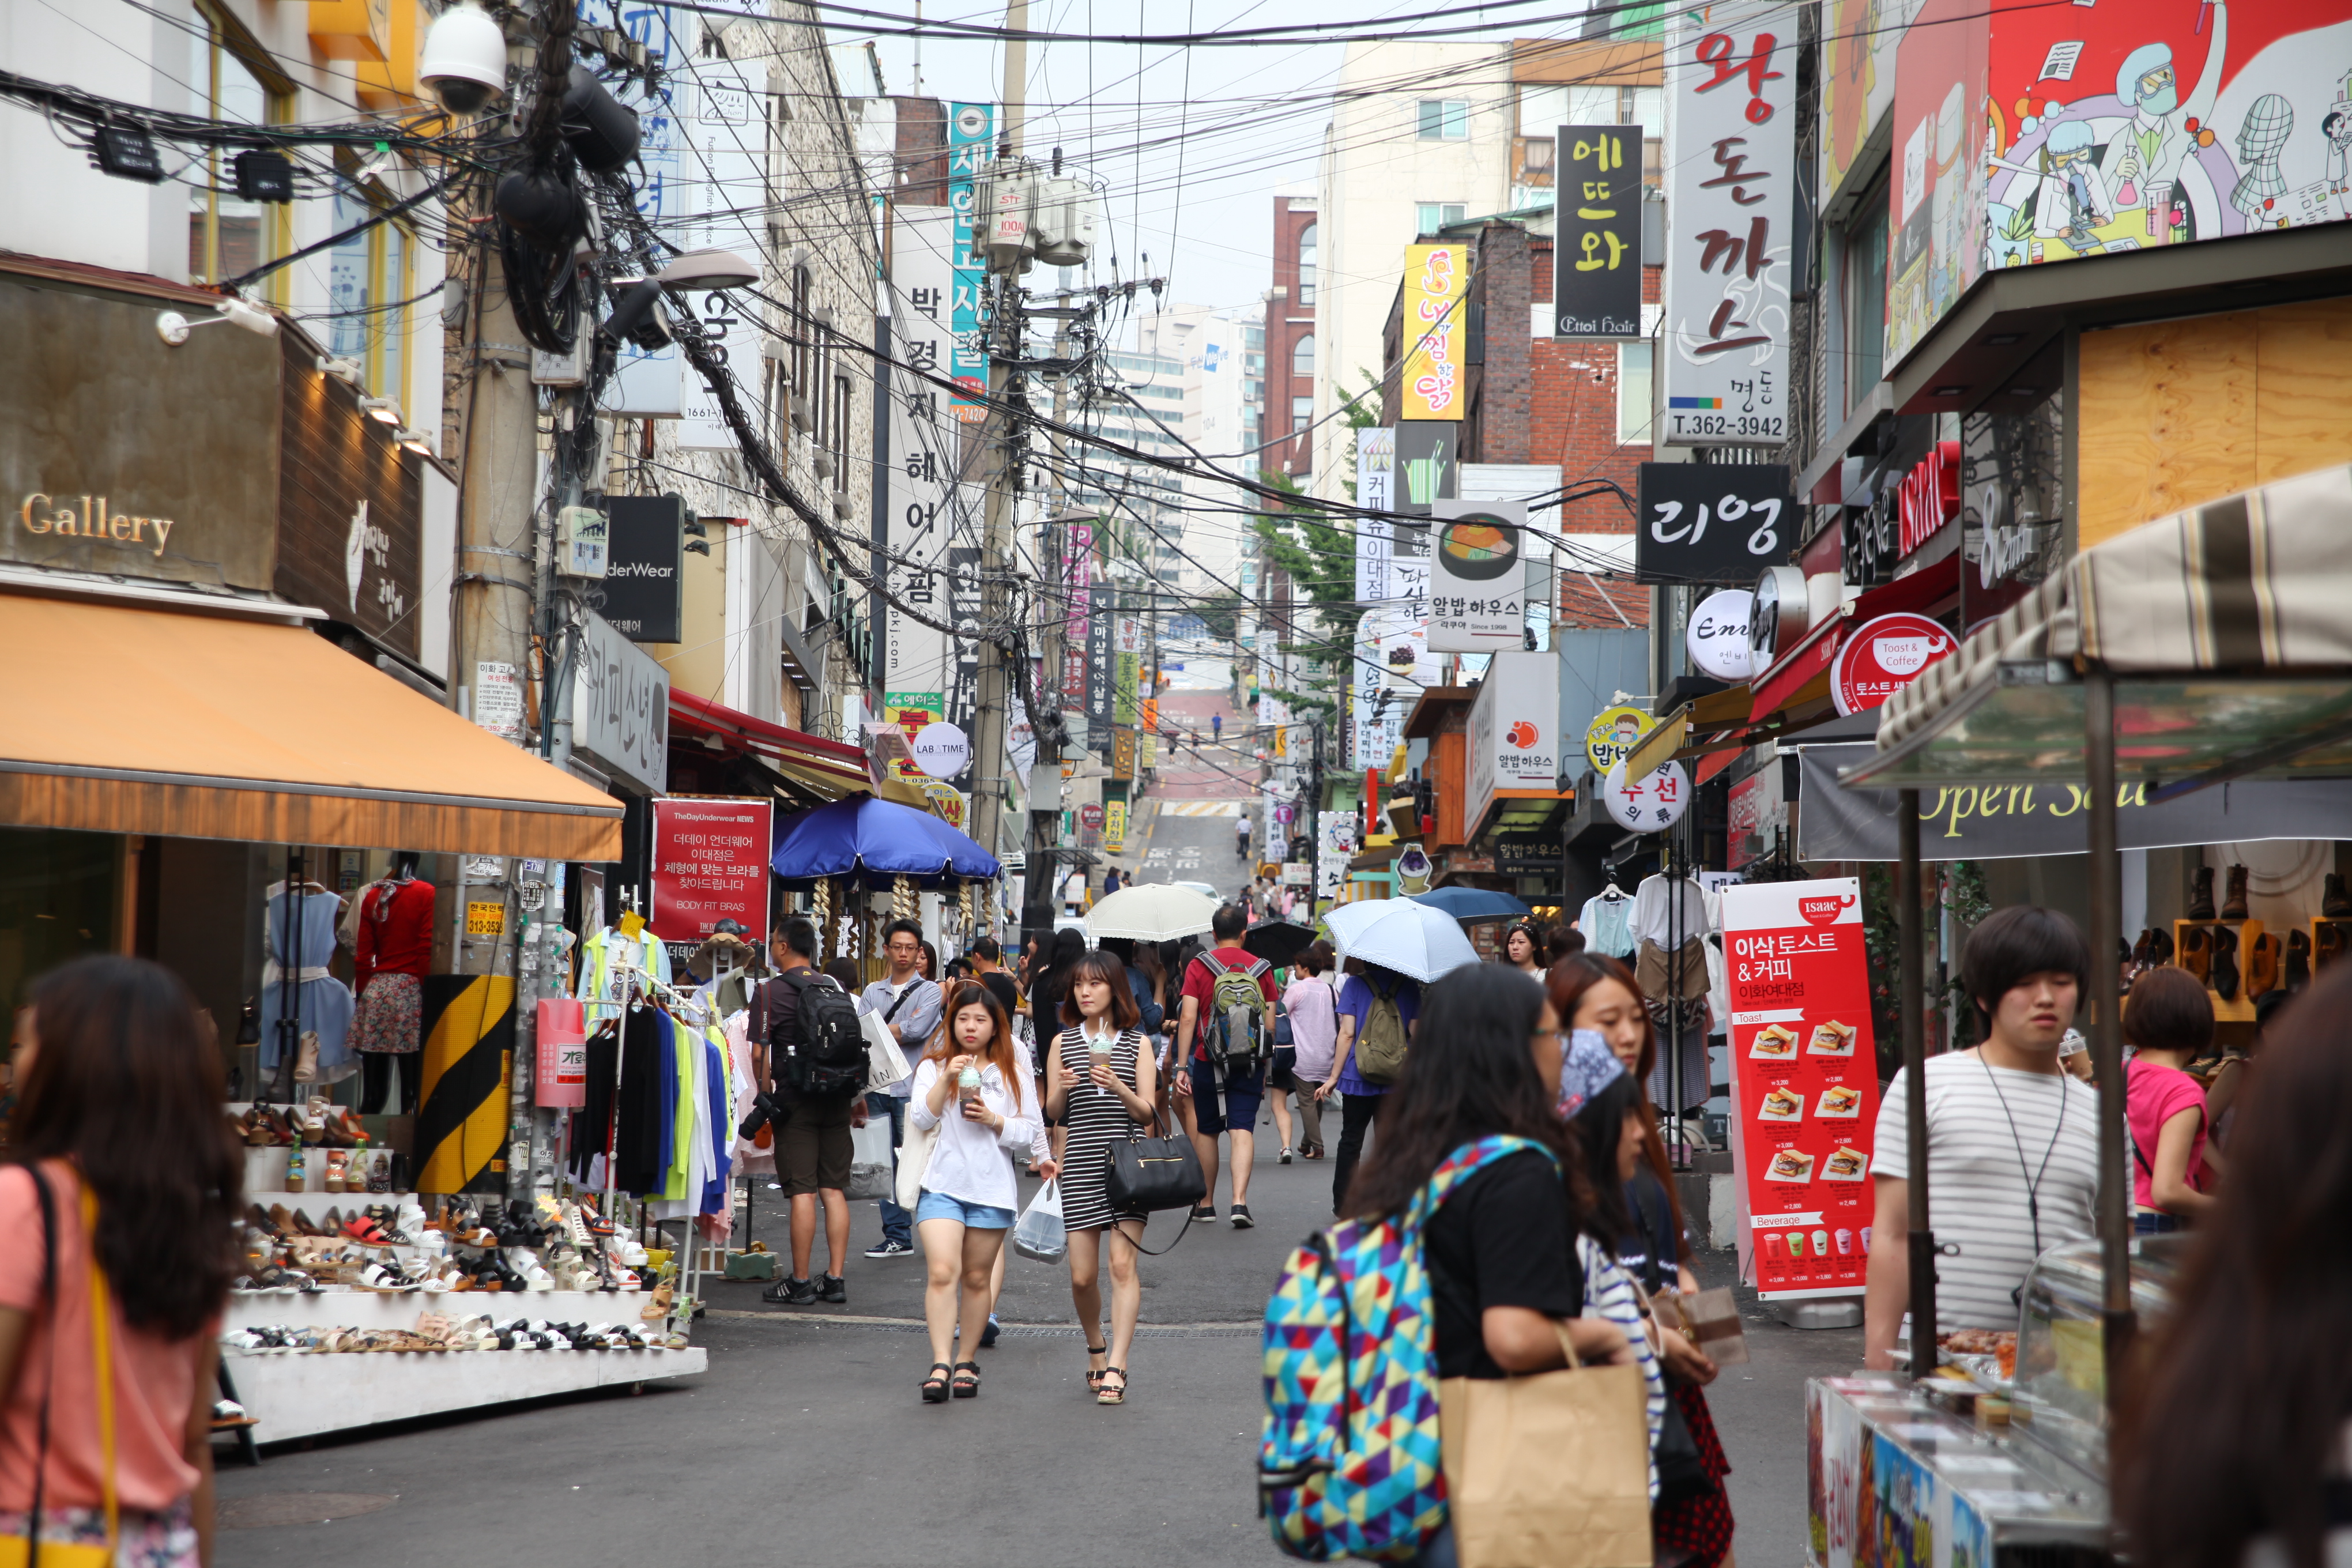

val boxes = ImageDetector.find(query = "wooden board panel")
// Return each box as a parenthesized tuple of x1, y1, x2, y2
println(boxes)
(2078, 311, 2258, 550)
(2255, 297, 2352, 486)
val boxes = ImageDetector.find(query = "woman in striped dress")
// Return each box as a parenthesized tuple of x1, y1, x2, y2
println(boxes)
(1044, 950, 1157, 1405)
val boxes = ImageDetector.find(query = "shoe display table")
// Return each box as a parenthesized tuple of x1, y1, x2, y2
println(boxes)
(223, 1343, 707, 1442)
(225, 1288, 666, 1331)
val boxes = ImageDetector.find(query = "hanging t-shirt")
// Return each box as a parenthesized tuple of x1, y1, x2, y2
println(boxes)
(1580, 893, 1635, 958)
(1631, 875, 1707, 949)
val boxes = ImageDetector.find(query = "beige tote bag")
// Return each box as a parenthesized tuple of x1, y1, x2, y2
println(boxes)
(1439, 1321, 1653, 1568)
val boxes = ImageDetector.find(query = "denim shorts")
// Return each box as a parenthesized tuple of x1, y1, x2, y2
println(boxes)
(914, 1190, 1017, 1230)
(1189, 1058, 1265, 1136)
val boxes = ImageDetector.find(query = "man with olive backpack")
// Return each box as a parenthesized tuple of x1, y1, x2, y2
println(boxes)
(1175, 904, 1279, 1228)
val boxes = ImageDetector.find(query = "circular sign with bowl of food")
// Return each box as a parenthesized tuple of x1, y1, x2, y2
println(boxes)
(1437, 512, 1521, 582)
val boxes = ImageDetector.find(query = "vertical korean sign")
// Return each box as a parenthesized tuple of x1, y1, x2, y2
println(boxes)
(1662, 2, 1796, 446)
(676, 40, 762, 448)
(1399, 243, 1467, 421)
(1061, 521, 1094, 723)
(947, 103, 995, 422)
(649, 797, 774, 962)
(886, 208, 976, 740)
(1719, 880, 1879, 1301)
(1552, 125, 1644, 337)
(606, 3, 685, 416)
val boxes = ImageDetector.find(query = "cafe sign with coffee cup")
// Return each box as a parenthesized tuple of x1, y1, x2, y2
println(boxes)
(1830, 612, 1955, 718)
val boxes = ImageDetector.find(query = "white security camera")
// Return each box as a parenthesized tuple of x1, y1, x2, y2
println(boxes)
(420, 3, 507, 116)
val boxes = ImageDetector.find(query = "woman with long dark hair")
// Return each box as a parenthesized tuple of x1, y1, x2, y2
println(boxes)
(2116, 967, 2352, 1568)
(1551, 954, 1734, 1565)
(1043, 950, 1156, 1405)
(1, 956, 243, 1566)
(1344, 966, 1634, 1568)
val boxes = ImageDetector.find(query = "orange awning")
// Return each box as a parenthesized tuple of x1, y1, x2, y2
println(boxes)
(0, 590, 623, 860)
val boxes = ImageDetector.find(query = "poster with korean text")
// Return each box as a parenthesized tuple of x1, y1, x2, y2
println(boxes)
(1720, 878, 1879, 1300)
(1663, 1, 1798, 446)
(650, 797, 772, 964)
(1399, 243, 1468, 421)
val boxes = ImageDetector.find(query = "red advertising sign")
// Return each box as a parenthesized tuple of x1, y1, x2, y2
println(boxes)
(650, 796, 773, 947)
(1719, 879, 1879, 1301)
(1830, 612, 1955, 718)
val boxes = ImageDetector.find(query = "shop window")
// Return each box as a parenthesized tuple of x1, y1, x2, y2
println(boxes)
(187, 3, 291, 292)
(1296, 222, 1317, 306)
(1617, 341, 1653, 446)
(1845, 190, 1890, 416)
(0, 827, 120, 1013)
(327, 191, 416, 410)
(1416, 100, 1468, 141)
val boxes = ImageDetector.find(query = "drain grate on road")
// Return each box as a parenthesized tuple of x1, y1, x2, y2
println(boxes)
(220, 1493, 397, 1529)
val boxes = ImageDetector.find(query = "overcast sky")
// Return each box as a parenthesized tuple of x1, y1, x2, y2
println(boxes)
(828, 2, 1574, 327)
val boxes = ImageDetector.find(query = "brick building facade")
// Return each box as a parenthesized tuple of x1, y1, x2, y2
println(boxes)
(1267, 195, 1318, 479)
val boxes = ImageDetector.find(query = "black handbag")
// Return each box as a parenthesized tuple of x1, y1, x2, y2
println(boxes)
(1106, 1130, 1207, 1215)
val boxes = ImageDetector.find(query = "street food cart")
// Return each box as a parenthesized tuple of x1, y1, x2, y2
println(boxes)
(1806, 462, 2352, 1565)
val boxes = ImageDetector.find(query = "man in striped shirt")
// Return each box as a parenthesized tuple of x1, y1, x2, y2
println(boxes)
(1865, 906, 2105, 1367)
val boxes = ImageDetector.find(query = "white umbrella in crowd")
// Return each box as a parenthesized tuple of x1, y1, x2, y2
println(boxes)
(1322, 898, 1481, 983)
(1085, 882, 1220, 943)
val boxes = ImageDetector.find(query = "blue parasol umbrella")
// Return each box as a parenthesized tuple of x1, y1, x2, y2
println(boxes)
(770, 794, 1001, 889)
(1407, 886, 1532, 921)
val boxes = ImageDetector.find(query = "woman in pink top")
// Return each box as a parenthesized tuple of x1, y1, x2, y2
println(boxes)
(2121, 966, 2219, 1232)
(1, 956, 243, 1566)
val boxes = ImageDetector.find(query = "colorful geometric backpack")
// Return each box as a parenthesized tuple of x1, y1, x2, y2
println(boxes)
(1258, 1134, 1557, 1561)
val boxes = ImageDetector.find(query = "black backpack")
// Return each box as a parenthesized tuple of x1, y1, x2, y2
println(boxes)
(773, 971, 867, 1098)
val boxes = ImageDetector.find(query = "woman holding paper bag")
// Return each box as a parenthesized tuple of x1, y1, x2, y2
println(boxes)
(1342, 967, 1639, 1568)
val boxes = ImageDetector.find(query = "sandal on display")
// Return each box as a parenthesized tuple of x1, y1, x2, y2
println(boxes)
(342, 1211, 392, 1247)
(283, 1147, 306, 1193)
(922, 1363, 954, 1402)
(640, 1283, 675, 1320)
(951, 1360, 981, 1399)
(1096, 1366, 1128, 1405)
(322, 1149, 348, 1193)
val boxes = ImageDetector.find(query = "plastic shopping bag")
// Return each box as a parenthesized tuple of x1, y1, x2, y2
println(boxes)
(846, 1113, 895, 1200)
(1012, 1179, 1067, 1264)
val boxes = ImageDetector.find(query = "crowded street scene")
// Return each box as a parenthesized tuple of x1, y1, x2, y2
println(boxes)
(7, 0, 2352, 1563)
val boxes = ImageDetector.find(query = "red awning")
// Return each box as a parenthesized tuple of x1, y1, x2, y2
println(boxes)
(1746, 553, 1962, 724)
(667, 691, 871, 796)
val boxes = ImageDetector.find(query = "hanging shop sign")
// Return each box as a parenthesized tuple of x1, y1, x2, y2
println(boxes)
(1399, 242, 1469, 421)
(947, 101, 994, 420)
(1104, 798, 1127, 851)
(1494, 834, 1566, 876)
(1394, 424, 1457, 517)
(1719, 878, 1879, 1301)
(1467, 650, 1562, 835)
(1660, 1, 1799, 446)
(1427, 499, 1526, 652)
(921, 780, 967, 830)
(1552, 123, 1645, 338)
(1635, 461, 1793, 585)
(572, 608, 670, 794)
(1686, 589, 1756, 681)
(1586, 704, 1655, 778)
(650, 796, 773, 949)
(1894, 439, 1961, 559)
(1830, 612, 1955, 717)
(1356, 427, 1396, 525)
(1604, 756, 1691, 832)
(909, 719, 971, 779)
(601, 494, 686, 643)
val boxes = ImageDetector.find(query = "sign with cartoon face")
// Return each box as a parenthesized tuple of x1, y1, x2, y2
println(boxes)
(1586, 704, 1656, 778)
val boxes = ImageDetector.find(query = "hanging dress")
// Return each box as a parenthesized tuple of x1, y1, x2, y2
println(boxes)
(258, 885, 356, 1083)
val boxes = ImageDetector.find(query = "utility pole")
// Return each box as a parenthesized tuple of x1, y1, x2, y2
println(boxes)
(967, 0, 1026, 927)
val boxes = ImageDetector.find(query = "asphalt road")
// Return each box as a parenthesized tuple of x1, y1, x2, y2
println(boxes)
(214, 776, 1857, 1565)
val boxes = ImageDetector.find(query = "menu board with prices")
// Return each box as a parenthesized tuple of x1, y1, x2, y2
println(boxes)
(1719, 877, 1879, 1300)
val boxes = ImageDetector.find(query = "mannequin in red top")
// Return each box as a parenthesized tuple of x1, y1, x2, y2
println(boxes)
(352, 852, 436, 1114)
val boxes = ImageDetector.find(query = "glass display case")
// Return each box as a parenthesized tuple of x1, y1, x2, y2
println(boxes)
(2007, 1235, 2189, 1494)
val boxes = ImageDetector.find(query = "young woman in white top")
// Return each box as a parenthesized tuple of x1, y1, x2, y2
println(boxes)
(910, 981, 1047, 1402)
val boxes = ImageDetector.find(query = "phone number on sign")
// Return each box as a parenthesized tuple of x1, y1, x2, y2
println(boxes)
(1668, 413, 1784, 440)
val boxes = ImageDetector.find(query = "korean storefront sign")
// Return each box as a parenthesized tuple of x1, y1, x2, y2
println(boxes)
(1662, 2, 1798, 446)
(1552, 123, 1645, 337)
(1604, 756, 1690, 832)
(1426, 498, 1525, 652)
(1635, 461, 1793, 584)
(1895, 439, 1961, 558)
(1399, 243, 1468, 421)
(947, 102, 994, 420)
(650, 796, 773, 952)
(1830, 612, 1955, 717)
(1720, 879, 1879, 1301)
(1585, 703, 1655, 778)
(571, 608, 670, 793)
(1356, 427, 1396, 523)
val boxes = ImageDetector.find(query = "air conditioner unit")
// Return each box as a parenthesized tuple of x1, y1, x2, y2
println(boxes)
(813, 452, 835, 481)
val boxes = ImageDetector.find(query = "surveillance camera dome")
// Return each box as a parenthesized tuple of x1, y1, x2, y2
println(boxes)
(419, 3, 507, 116)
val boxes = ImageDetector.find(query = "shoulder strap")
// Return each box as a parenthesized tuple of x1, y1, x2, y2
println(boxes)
(1240, 956, 1271, 981)
(23, 1163, 58, 1545)
(1409, 1134, 1558, 1228)
(880, 978, 927, 1026)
